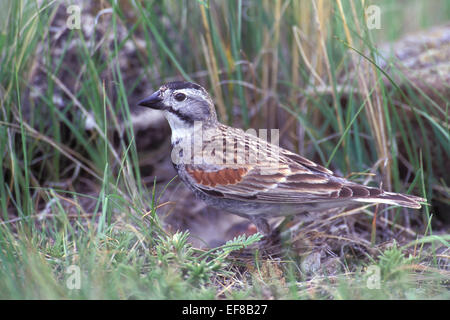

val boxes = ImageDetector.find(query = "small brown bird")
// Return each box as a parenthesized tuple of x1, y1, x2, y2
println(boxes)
(139, 81, 425, 235)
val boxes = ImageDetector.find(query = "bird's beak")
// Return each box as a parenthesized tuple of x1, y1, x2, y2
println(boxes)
(138, 90, 165, 110)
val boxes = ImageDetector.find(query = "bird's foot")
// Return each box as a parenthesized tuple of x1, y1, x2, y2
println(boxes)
(249, 217, 283, 251)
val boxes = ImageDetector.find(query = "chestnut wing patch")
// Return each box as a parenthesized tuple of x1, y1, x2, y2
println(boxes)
(186, 167, 249, 187)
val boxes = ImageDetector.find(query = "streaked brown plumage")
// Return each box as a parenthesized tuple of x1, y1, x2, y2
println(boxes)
(138, 81, 426, 235)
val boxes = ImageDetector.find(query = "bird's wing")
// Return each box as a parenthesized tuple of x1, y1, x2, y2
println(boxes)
(183, 126, 424, 208)
(184, 145, 373, 204)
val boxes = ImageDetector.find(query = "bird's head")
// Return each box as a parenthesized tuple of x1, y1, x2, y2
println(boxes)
(138, 81, 217, 136)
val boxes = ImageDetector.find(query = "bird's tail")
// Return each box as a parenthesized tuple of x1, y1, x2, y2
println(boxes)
(353, 190, 426, 209)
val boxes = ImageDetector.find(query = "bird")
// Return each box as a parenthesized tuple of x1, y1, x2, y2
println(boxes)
(138, 81, 425, 235)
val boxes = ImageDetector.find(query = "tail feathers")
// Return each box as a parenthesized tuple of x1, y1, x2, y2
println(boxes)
(354, 191, 426, 209)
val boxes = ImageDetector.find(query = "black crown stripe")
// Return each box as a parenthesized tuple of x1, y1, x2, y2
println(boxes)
(163, 81, 203, 91)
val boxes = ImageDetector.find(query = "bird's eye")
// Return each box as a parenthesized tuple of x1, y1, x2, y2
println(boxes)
(174, 93, 186, 102)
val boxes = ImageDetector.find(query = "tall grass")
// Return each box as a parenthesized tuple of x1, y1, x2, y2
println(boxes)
(0, 0, 448, 299)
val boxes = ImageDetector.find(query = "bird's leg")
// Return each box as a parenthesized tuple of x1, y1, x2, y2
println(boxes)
(251, 216, 272, 237)
(251, 216, 284, 253)
(273, 215, 294, 235)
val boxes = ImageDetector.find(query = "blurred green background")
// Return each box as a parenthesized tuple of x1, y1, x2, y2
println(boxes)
(0, 0, 448, 299)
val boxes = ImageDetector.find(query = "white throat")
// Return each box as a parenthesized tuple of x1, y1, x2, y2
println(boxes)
(165, 112, 198, 143)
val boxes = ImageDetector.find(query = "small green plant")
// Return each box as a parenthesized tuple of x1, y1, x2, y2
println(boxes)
(377, 242, 415, 282)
